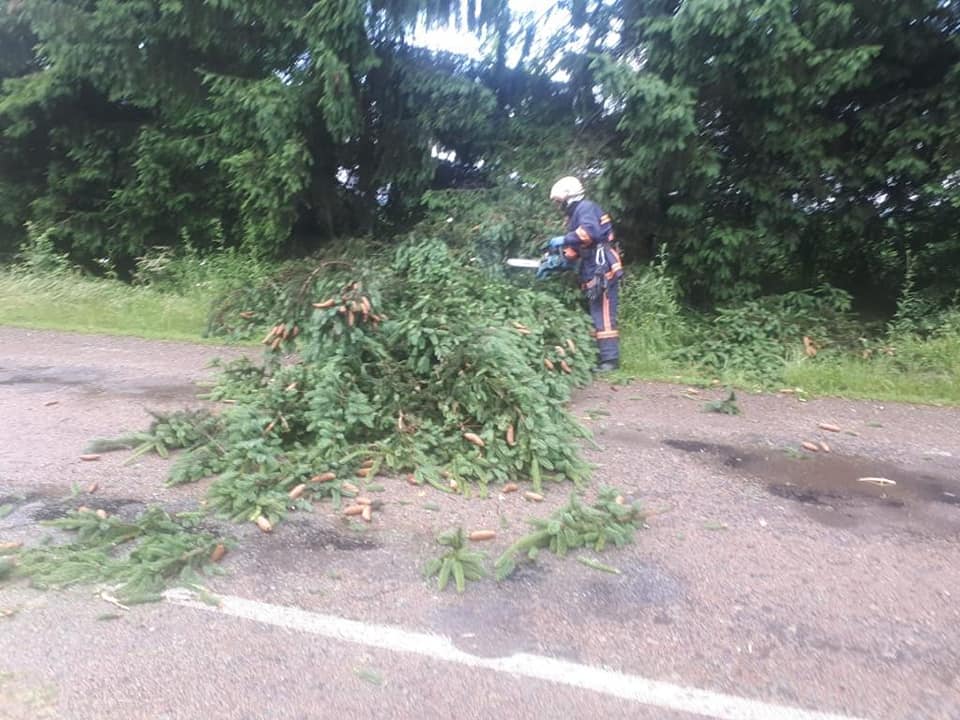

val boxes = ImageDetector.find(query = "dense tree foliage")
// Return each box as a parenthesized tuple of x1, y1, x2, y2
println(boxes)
(0, 0, 512, 265)
(596, 0, 960, 304)
(1, 0, 958, 307)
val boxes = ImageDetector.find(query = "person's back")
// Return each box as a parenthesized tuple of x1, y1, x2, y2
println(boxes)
(564, 199, 621, 285)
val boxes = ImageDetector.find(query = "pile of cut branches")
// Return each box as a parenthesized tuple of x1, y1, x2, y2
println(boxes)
(104, 239, 596, 529)
(1, 240, 631, 601)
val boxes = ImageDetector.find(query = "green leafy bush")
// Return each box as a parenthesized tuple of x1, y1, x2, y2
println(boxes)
(17, 223, 73, 275)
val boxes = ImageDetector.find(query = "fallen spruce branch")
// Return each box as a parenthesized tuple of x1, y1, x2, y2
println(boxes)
(576, 556, 621, 574)
(86, 408, 225, 481)
(494, 489, 645, 581)
(5, 507, 232, 604)
(703, 390, 740, 415)
(423, 528, 487, 593)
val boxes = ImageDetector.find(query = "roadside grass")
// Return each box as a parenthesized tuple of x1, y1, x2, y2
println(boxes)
(781, 335, 960, 406)
(612, 265, 960, 406)
(0, 270, 216, 342)
(616, 331, 681, 382)
(618, 326, 960, 406)
(2, 264, 958, 406)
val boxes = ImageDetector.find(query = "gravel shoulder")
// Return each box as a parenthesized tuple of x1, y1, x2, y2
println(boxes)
(1, 327, 958, 720)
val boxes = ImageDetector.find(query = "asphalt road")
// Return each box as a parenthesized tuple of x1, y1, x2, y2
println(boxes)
(1, 327, 958, 720)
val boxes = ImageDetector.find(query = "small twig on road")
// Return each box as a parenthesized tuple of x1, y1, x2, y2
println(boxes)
(99, 592, 130, 611)
(577, 556, 621, 574)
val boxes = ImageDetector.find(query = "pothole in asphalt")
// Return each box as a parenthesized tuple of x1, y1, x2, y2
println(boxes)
(663, 437, 960, 533)
(0, 364, 199, 400)
(766, 483, 841, 506)
(662, 439, 754, 468)
(1, 493, 147, 524)
(299, 527, 380, 552)
(248, 522, 382, 562)
(1, 494, 214, 535)
(663, 438, 739, 457)
(0, 366, 104, 392)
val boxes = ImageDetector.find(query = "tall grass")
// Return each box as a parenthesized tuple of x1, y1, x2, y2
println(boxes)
(782, 332, 960, 405)
(616, 265, 688, 379)
(615, 273, 960, 405)
(0, 270, 213, 340)
(0, 243, 274, 342)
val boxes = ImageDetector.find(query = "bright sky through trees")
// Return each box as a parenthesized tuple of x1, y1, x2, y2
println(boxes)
(411, 0, 569, 64)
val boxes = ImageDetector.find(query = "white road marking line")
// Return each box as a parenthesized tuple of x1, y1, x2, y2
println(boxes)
(164, 589, 871, 720)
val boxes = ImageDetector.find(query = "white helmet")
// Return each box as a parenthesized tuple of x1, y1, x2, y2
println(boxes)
(549, 176, 585, 206)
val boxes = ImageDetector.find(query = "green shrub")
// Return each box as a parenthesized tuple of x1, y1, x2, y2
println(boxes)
(17, 223, 73, 275)
(674, 285, 857, 385)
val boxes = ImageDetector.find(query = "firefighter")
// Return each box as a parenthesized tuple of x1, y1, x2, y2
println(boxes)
(546, 176, 623, 372)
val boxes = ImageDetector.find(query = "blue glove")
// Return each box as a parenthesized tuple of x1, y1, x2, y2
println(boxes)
(536, 253, 574, 279)
(547, 236, 565, 253)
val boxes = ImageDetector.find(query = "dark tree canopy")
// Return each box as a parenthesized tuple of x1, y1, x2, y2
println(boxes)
(0, 0, 514, 265)
(595, 0, 960, 304)
(1, 0, 958, 305)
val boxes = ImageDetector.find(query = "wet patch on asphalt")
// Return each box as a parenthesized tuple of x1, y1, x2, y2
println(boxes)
(87, 380, 202, 400)
(0, 366, 105, 393)
(430, 598, 541, 658)
(295, 526, 381, 552)
(431, 561, 682, 658)
(430, 564, 552, 658)
(573, 565, 683, 620)
(0, 364, 199, 400)
(664, 438, 960, 534)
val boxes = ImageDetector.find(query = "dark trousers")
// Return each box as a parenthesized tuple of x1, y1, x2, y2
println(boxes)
(587, 279, 619, 363)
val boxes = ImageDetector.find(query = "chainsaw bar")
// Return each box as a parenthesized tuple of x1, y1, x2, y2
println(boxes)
(505, 258, 541, 269)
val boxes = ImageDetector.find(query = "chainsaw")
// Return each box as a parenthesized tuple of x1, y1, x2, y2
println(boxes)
(506, 250, 575, 278)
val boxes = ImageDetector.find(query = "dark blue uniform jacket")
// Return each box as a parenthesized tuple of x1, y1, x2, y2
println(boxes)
(560, 200, 624, 286)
